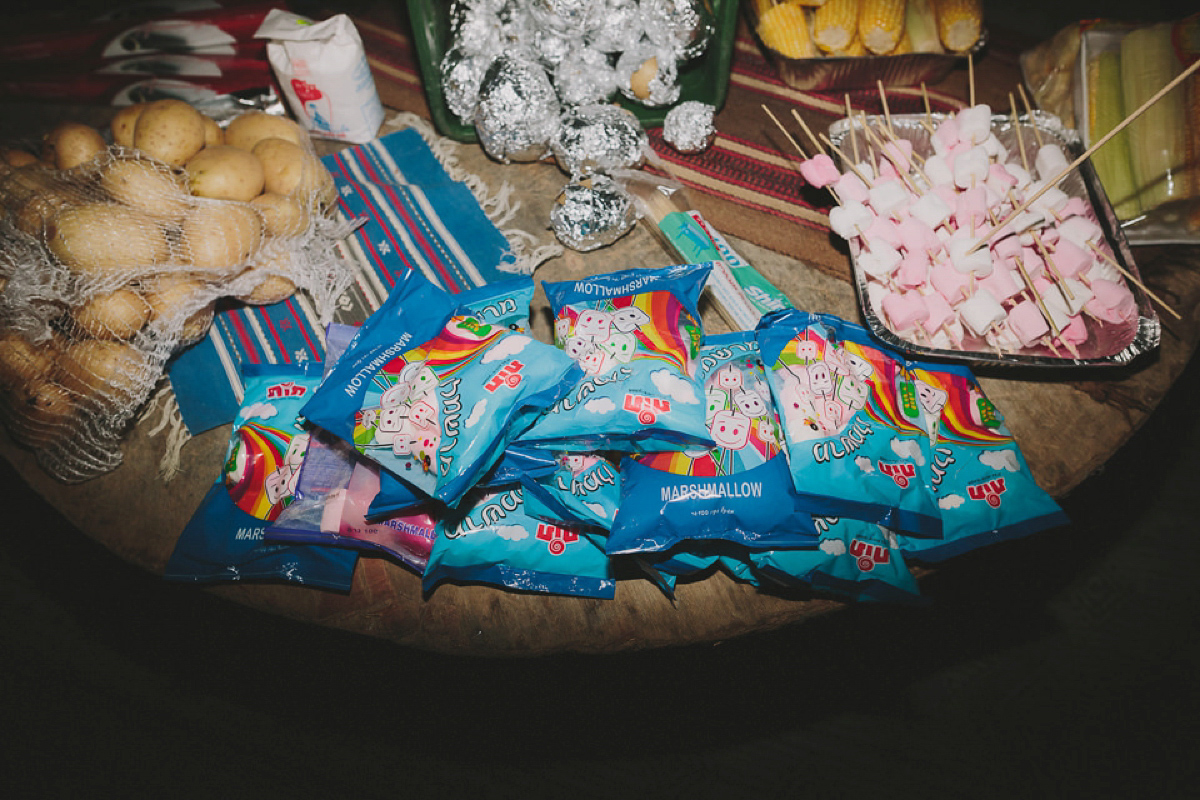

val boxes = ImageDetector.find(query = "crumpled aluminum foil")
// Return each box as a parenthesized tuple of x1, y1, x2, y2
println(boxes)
(550, 173, 638, 251)
(663, 100, 716, 154)
(642, 0, 714, 62)
(615, 43, 680, 107)
(552, 103, 648, 175)
(474, 53, 562, 163)
(553, 46, 619, 106)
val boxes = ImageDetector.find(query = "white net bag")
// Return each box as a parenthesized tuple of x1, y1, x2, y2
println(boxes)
(0, 101, 357, 483)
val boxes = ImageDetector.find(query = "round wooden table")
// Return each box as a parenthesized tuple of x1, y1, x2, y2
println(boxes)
(4, 28, 1200, 655)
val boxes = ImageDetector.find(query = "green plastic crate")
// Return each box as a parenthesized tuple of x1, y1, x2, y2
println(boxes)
(405, 0, 740, 142)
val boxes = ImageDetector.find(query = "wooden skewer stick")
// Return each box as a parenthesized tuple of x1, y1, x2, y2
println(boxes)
(1010, 92, 1030, 174)
(876, 79, 897, 139)
(857, 117, 921, 193)
(920, 82, 936, 134)
(967, 56, 1200, 254)
(1031, 231, 1074, 301)
(790, 108, 825, 158)
(1087, 241, 1182, 320)
(968, 52, 975, 108)
(762, 104, 808, 160)
(1017, 84, 1044, 148)
(844, 94, 861, 165)
(1013, 255, 1061, 338)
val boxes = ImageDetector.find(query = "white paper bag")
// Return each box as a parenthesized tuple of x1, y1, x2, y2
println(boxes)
(255, 9, 384, 144)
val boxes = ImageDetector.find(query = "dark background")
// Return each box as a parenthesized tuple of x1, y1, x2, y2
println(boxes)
(3, 2, 1200, 797)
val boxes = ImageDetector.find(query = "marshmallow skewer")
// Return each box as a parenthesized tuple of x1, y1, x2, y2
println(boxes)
(1010, 93, 1030, 174)
(969, 56, 1200, 254)
(1031, 231, 1075, 302)
(1017, 84, 1045, 149)
(968, 53, 976, 108)
(876, 80, 897, 139)
(845, 95, 861, 164)
(820, 133, 873, 187)
(1012, 256, 1061, 338)
(789, 108, 825, 159)
(1087, 241, 1182, 320)
(919, 83, 936, 135)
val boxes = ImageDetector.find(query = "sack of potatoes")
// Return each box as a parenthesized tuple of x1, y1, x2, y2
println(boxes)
(0, 98, 345, 482)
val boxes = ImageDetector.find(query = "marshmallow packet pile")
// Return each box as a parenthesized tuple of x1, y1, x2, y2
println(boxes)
(808, 106, 1159, 366)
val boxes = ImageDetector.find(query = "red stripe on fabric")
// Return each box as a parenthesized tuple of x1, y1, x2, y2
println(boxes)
(227, 312, 261, 362)
(285, 300, 320, 357)
(255, 306, 289, 363)
(329, 155, 417, 287)
(369, 178, 462, 291)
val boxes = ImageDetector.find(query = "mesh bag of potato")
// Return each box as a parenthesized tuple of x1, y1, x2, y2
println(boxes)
(0, 99, 356, 483)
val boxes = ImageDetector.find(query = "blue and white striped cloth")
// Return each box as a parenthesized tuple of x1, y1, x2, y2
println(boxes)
(167, 126, 517, 433)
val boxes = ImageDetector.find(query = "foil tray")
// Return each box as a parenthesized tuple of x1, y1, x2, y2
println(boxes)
(829, 111, 1161, 368)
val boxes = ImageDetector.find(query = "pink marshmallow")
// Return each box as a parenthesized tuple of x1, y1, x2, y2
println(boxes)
(990, 234, 1022, 262)
(932, 117, 960, 155)
(922, 291, 955, 334)
(799, 153, 841, 188)
(1060, 196, 1089, 219)
(930, 260, 973, 304)
(881, 139, 913, 174)
(882, 291, 929, 333)
(1055, 313, 1088, 346)
(833, 171, 869, 204)
(955, 186, 989, 233)
(865, 214, 903, 249)
(1085, 278, 1138, 324)
(1006, 300, 1050, 346)
(895, 251, 930, 289)
(980, 263, 1022, 303)
(897, 216, 942, 257)
(1047, 238, 1091, 279)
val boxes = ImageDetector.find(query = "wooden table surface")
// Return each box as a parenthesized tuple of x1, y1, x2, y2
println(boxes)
(4, 27, 1200, 656)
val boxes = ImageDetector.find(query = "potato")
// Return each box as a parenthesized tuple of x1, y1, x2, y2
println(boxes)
(111, 102, 149, 148)
(141, 275, 214, 345)
(253, 137, 335, 205)
(9, 380, 78, 449)
(0, 332, 58, 387)
(629, 57, 658, 101)
(57, 339, 151, 405)
(179, 201, 263, 272)
(2, 147, 39, 168)
(71, 287, 151, 340)
(201, 114, 224, 148)
(224, 111, 306, 152)
(46, 202, 169, 278)
(98, 157, 191, 220)
(184, 144, 265, 202)
(41, 122, 107, 170)
(250, 191, 308, 237)
(132, 98, 207, 166)
(238, 249, 297, 305)
(1, 166, 76, 235)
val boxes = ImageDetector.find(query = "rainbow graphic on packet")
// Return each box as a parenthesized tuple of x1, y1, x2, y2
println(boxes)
(224, 420, 303, 522)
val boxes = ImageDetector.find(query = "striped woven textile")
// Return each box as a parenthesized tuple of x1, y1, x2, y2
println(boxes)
(167, 126, 517, 433)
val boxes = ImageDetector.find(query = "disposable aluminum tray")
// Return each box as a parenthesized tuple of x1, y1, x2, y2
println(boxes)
(829, 111, 1161, 368)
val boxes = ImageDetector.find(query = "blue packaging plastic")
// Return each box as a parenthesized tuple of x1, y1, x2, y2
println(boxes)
(517, 263, 715, 452)
(519, 453, 622, 531)
(422, 486, 616, 598)
(898, 362, 1069, 563)
(164, 362, 358, 589)
(755, 310, 941, 538)
(607, 331, 820, 555)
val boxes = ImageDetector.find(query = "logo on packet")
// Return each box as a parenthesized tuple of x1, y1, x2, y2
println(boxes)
(850, 538, 892, 572)
(878, 460, 917, 488)
(967, 477, 1007, 508)
(267, 381, 307, 399)
(623, 393, 670, 424)
(484, 360, 525, 392)
(535, 523, 579, 555)
(290, 78, 323, 102)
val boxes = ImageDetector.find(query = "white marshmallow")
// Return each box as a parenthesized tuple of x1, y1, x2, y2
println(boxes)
(958, 288, 1006, 336)
(923, 153, 955, 186)
(867, 179, 910, 219)
(857, 238, 902, 278)
(947, 232, 994, 277)
(953, 146, 990, 189)
(910, 190, 953, 229)
(1034, 143, 1070, 182)
(955, 104, 993, 145)
(829, 200, 874, 240)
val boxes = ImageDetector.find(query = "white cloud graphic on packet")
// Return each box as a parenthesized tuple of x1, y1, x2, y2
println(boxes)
(583, 501, 609, 520)
(466, 399, 487, 429)
(820, 539, 847, 556)
(855, 455, 875, 474)
(650, 369, 699, 404)
(242, 402, 277, 421)
(482, 334, 531, 363)
(891, 437, 926, 466)
(495, 524, 528, 542)
(979, 449, 1019, 472)
(938, 494, 965, 510)
(583, 397, 616, 414)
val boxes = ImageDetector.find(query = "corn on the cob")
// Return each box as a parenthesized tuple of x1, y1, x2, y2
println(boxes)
(932, 0, 981, 53)
(858, 0, 906, 55)
(1088, 50, 1141, 220)
(830, 35, 868, 57)
(1121, 22, 1188, 211)
(756, 2, 817, 59)
(813, 0, 859, 53)
(905, 0, 944, 54)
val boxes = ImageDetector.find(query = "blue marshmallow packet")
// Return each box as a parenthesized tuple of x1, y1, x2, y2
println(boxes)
(756, 310, 942, 538)
(608, 332, 820, 555)
(422, 485, 616, 598)
(897, 361, 1069, 563)
(519, 453, 623, 531)
(299, 268, 581, 509)
(164, 362, 359, 589)
(516, 263, 715, 452)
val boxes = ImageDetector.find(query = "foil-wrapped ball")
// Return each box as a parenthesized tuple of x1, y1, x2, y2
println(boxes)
(615, 44, 680, 108)
(529, 0, 605, 37)
(474, 54, 562, 163)
(587, 0, 644, 53)
(642, 0, 714, 62)
(449, 0, 507, 55)
(552, 104, 648, 176)
(553, 46, 619, 106)
(440, 46, 496, 125)
(550, 173, 637, 251)
(662, 100, 716, 154)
